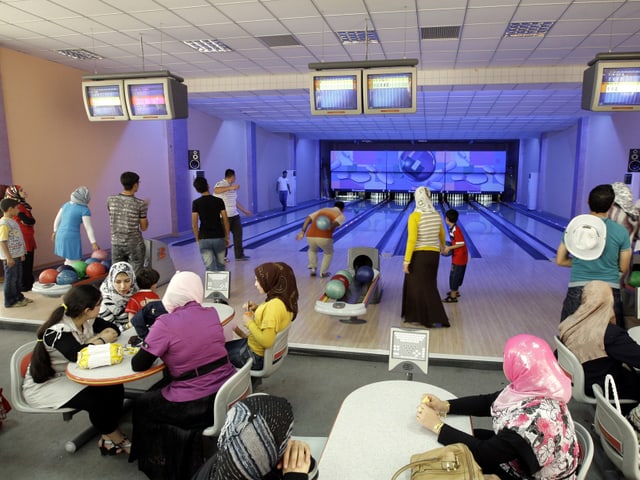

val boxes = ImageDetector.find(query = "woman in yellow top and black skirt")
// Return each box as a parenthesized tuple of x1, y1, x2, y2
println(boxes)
(402, 186, 450, 328)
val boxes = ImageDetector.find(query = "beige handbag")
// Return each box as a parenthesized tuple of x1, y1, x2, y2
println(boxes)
(391, 443, 484, 480)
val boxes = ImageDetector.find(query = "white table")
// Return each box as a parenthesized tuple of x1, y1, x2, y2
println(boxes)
(319, 380, 472, 480)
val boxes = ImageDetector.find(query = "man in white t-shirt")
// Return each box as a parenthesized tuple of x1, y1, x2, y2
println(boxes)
(276, 171, 291, 211)
(214, 169, 252, 261)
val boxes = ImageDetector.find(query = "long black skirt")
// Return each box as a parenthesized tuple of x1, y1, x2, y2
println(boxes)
(130, 386, 216, 480)
(401, 250, 450, 327)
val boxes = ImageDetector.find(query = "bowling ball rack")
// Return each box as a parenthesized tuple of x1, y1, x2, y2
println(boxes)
(315, 268, 382, 324)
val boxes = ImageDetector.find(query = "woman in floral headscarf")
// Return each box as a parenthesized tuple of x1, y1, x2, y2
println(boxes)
(227, 262, 298, 370)
(98, 261, 138, 329)
(52, 186, 100, 265)
(4, 185, 36, 291)
(401, 186, 450, 328)
(416, 334, 578, 480)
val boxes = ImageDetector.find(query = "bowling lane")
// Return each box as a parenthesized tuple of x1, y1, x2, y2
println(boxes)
(241, 201, 334, 241)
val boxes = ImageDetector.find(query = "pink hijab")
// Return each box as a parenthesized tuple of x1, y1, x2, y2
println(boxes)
(494, 334, 571, 409)
(162, 271, 203, 313)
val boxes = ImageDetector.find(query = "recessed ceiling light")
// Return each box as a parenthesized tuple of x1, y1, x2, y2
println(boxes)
(504, 21, 554, 38)
(183, 39, 233, 53)
(337, 31, 379, 44)
(56, 48, 103, 60)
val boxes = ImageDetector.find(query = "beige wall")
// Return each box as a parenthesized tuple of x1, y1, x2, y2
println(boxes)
(0, 47, 176, 268)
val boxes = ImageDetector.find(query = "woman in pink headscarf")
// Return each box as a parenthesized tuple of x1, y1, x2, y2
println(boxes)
(130, 271, 236, 480)
(415, 334, 579, 480)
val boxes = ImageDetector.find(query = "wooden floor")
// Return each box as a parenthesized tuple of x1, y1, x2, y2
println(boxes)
(0, 201, 574, 363)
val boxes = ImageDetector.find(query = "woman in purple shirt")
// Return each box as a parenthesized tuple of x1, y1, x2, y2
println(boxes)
(130, 271, 236, 480)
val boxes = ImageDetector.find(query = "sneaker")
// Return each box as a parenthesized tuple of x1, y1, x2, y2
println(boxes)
(7, 299, 28, 308)
(320, 271, 331, 278)
(22, 297, 34, 304)
(310, 268, 316, 277)
(224, 257, 230, 263)
(236, 256, 250, 261)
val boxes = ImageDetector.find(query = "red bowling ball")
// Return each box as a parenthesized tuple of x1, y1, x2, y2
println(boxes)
(38, 268, 58, 284)
(86, 262, 107, 278)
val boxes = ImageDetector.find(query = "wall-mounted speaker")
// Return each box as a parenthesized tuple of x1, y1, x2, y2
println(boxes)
(188, 149, 201, 170)
(628, 148, 640, 173)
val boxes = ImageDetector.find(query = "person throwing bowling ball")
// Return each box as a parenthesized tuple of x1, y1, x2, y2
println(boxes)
(296, 201, 345, 277)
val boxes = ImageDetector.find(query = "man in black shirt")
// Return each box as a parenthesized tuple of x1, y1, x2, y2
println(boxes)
(192, 177, 230, 271)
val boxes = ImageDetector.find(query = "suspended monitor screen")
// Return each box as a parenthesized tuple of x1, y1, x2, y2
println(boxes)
(124, 77, 188, 120)
(310, 70, 362, 115)
(82, 80, 129, 121)
(363, 67, 417, 114)
(582, 60, 640, 111)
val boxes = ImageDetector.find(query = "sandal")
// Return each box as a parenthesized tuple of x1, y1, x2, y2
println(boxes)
(99, 437, 131, 456)
(442, 295, 458, 303)
(114, 437, 132, 455)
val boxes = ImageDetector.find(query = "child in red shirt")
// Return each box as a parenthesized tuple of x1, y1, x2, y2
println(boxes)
(126, 267, 160, 322)
(443, 209, 468, 303)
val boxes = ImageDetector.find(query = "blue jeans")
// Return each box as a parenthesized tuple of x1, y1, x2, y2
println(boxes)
(225, 339, 264, 370)
(3, 258, 24, 307)
(449, 264, 466, 291)
(279, 190, 288, 210)
(561, 285, 624, 328)
(198, 237, 226, 271)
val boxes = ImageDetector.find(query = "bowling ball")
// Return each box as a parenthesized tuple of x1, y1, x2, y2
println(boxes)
(331, 274, 350, 290)
(355, 265, 374, 284)
(38, 268, 58, 284)
(91, 249, 109, 261)
(85, 257, 100, 265)
(86, 261, 107, 278)
(56, 264, 75, 273)
(101, 259, 112, 270)
(315, 215, 331, 231)
(399, 151, 436, 182)
(441, 241, 453, 257)
(71, 260, 87, 278)
(336, 269, 354, 284)
(325, 279, 346, 300)
(56, 269, 79, 285)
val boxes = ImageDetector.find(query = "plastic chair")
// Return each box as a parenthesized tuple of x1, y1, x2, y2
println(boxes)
(251, 325, 291, 379)
(202, 358, 253, 437)
(573, 422, 594, 480)
(9, 341, 96, 453)
(554, 336, 635, 406)
(593, 383, 640, 480)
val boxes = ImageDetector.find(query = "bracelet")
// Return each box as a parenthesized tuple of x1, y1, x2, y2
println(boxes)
(98, 337, 105, 344)
(442, 400, 450, 417)
(433, 422, 444, 435)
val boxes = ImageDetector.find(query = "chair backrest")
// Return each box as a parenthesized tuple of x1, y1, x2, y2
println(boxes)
(203, 358, 253, 437)
(554, 336, 594, 405)
(10, 341, 75, 415)
(573, 422, 594, 480)
(593, 383, 640, 480)
(251, 325, 291, 379)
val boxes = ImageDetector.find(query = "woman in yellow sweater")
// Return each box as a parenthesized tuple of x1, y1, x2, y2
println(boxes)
(402, 186, 450, 328)
(227, 262, 298, 369)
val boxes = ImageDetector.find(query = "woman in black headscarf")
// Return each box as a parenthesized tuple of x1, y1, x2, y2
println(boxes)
(193, 394, 316, 480)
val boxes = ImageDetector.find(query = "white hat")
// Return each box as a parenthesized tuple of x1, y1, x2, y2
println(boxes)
(564, 214, 606, 261)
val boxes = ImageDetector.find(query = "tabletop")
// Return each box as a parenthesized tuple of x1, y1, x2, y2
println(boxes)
(318, 380, 472, 480)
(66, 303, 235, 385)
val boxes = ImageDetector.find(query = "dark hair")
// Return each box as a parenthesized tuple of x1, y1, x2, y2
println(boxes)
(282, 170, 287, 175)
(0, 197, 19, 213)
(136, 267, 160, 289)
(29, 285, 102, 383)
(334, 201, 345, 210)
(120, 171, 140, 190)
(225, 169, 235, 178)
(588, 184, 615, 213)
(193, 177, 209, 193)
(445, 209, 459, 223)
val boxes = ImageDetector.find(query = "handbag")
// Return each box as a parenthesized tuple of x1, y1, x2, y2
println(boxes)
(390, 443, 484, 480)
(77, 343, 124, 369)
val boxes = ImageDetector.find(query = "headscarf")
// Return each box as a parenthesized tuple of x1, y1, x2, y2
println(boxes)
(4, 185, 32, 210)
(254, 262, 298, 320)
(494, 334, 571, 410)
(558, 280, 613, 363)
(210, 394, 294, 480)
(99, 262, 138, 324)
(70, 186, 91, 206)
(413, 186, 435, 214)
(162, 271, 203, 313)
(612, 182, 638, 220)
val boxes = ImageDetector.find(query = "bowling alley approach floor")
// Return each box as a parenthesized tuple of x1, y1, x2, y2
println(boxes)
(2, 230, 578, 365)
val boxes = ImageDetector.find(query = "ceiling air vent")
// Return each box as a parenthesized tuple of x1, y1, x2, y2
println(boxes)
(421, 26, 461, 40)
(258, 35, 300, 47)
